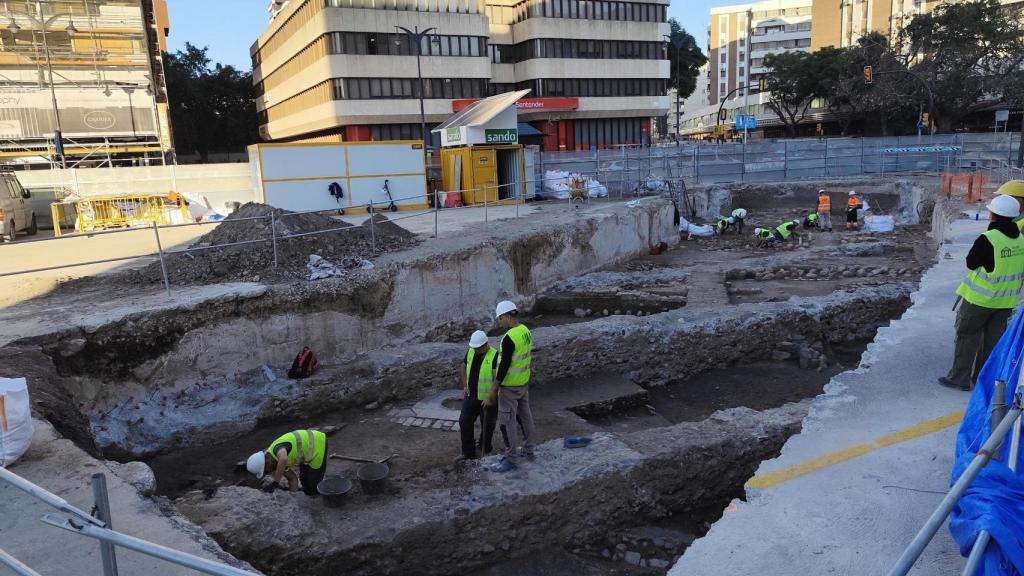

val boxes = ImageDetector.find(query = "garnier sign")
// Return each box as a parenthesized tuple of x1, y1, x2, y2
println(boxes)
(484, 128, 518, 144)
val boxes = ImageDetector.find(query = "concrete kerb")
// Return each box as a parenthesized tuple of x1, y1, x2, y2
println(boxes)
(669, 216, 985, 576)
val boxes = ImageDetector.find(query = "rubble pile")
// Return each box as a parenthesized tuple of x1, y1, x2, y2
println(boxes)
(124, 204, 418, 285)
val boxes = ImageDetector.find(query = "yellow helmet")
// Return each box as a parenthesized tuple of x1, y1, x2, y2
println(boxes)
(996, 180, 1024, 198)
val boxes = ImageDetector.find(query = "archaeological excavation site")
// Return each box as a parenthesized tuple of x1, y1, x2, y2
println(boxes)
(2, 177, 953, 575)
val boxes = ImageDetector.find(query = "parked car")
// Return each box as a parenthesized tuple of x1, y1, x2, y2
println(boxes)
(0, 171, 36, 242)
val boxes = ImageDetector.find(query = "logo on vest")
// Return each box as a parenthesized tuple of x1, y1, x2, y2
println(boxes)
(1000, 247, 1024, 259)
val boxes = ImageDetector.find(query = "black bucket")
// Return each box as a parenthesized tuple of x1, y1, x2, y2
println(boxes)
(317, 476, 352, 508)
(356, 462, 390, 495)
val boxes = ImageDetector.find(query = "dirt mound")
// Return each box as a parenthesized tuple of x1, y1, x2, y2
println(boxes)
(121, 203, 419, 286)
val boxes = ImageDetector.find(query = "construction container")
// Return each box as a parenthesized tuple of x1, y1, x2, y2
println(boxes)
(440, 145, 526, 205)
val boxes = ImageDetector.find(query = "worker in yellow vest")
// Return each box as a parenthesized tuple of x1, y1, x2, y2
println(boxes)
(246, 429, 328, 495)
(940, 195, 1024, 391)
(458, 330, 499, 460)
(485, 300, 536, 459)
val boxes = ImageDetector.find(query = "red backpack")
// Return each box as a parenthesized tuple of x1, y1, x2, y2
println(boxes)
(288, 347, 318, 379)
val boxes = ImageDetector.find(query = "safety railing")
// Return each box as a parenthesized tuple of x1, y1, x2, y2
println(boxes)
(0, 176, 671, 296)
(0, 466, 260, 576)
(888, 373, 1024, 575)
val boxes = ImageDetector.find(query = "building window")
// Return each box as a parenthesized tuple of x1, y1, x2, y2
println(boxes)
(523, 0, 665, 22)
(738, 67, 745, 76)
(719, 53, 726, 63)
(720, 82, 726, 94)
(515, 77, 666, 97)
(331, 77, 487, 100)
(720, 69, 726, 77)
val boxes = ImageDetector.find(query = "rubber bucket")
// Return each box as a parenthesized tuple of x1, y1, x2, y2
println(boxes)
(317, 476, 352, 508)
(356, 462, 390, 495)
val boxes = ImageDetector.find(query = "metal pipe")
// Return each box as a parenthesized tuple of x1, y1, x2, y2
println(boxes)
(91, 474, 119, 576)
(992, 380, 1008, 461)
(369, 200, 376, 251)
(963, 530, 990, 576)
(269, 211, 278, 268)
(151, 221, 170, 296)
(40, 513, 261, 576)
(35, 0, 65, 169)
(0, 548, 42, 576)
(888, 401, 1023, 576)
(0, 466, 104, 527)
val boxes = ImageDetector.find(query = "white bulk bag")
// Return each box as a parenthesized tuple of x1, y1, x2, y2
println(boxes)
(0, 378, 33, 467)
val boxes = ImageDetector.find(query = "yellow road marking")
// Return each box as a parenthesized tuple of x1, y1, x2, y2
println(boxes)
(746, 410, 964, 490)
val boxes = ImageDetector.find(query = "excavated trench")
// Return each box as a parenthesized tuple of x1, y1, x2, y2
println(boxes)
(3, 187, 943, 575)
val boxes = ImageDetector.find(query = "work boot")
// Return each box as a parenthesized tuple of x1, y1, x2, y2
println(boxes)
(937, 377, 971, 391)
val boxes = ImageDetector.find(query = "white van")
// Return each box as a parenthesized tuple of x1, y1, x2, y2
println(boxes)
(0, 171, 36, 242)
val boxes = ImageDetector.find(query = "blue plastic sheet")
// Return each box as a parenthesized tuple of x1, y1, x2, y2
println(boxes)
(950, 311, 1024, 575)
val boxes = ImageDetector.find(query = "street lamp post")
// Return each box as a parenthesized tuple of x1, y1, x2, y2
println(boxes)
(663, 34, 684, 141)
(121, 86, 137, 139)
(395, 25, 436, 153)
(7, 1, 77, 169)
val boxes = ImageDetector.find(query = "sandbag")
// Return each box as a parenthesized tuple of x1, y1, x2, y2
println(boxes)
(863, 215, 895, 233)
(0, 378, 33, 467)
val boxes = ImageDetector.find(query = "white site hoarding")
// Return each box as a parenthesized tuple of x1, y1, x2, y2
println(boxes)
(249, 141, 428, 213)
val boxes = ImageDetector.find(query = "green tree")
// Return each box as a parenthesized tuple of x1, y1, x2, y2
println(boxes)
(665, 18, 707, 100)
(761, 51, 825, 137)
(164, 43, 259, 161)
(899, 0, 1024, 132)
(823, 33, 917, 135)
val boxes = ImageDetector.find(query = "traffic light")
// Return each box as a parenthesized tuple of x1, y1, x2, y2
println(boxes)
(757, 77, 766, 92)
(718, 108, 728, 122)
(863, 65, 873, 84)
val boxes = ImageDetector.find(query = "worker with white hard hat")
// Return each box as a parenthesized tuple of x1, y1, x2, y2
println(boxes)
(845, 190, 862, 230)
(246, 429, 328, 495)
(940, 194, 1024, 391)
(753, 227, 776, 248)
(457, 330, 499, 460)
(716, 216, 737, 235)
(991, 180, 1024, 230)
(485, 300, 537, 460)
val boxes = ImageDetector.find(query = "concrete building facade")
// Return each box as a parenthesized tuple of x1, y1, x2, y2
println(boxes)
(679, 0, 811, 138)
(251, 0, 670, 150)
(0, 0, 172, 166)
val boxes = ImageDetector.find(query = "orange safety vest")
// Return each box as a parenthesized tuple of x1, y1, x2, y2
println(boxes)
(848, 196, 860, 208)
(818, 195, 831, 212)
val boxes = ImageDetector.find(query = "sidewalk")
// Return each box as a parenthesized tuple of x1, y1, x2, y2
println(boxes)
(671, 217, 986, 575)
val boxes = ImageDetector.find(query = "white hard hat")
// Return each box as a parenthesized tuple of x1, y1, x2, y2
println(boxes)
(727, 217, 736, 224)
(495, 300, 517, 318)
(818, 189, 826, 194)
(987, 194, 1021, 218)
(848, 190, 856, 196)
(753, 227, 763, 235)
(792, 219, 801, 226)
(469, 330, 488, 348)
(246, 452, 266, 479)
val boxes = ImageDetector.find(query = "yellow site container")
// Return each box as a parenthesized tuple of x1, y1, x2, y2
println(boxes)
(440, 145, 525, 206)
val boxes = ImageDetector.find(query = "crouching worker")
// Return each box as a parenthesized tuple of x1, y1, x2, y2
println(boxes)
(246, 429, 328, 496)
(803, 210, 820, 229)
(731, 208, 748, 233)
(458, 330, 499, 460)
(716, 216, 737, 235)
(754, 227, 776, 248)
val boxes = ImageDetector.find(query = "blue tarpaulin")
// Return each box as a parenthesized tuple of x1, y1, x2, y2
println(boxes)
(950, 311, 1024, 575)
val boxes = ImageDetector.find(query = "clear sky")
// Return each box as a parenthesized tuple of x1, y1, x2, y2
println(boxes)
(167, 0, 717, 71)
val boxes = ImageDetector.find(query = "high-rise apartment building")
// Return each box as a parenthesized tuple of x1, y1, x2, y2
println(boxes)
(811, 0, 1024, 50)
(0, 0, 172, 166)
(707, 0, 811, 105)
(251, 0, 670, 150)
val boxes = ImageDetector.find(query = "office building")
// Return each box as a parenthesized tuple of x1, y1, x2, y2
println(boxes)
(0, 0, 172, 166)
(251, 0, 670, 150)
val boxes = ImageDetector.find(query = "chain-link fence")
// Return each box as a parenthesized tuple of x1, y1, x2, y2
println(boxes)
(535, 132, 1022, 191)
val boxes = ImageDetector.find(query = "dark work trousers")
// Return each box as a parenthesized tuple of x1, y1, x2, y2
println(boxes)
(298, 439, 328, 496)
(734, 217, 744, 233)
(947, 301, 1012, 388)
(459, 396, 497, 458)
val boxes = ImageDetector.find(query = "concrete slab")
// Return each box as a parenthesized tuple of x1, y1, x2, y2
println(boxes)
(671, 218, 986, 575)
(0, 421, 252, 575)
